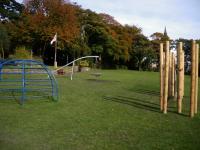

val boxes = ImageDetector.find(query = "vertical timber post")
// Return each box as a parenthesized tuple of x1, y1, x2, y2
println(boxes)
(190, 40, 196, 118)
(160, 43, 164, 111)
(171, 53, 175, 97)
(177, 42, 184, 113)
(174, 56, 177, 99)
(195, 44, 199, 114)
(164, 41, 169, 114)
(168, 52, 172, 97)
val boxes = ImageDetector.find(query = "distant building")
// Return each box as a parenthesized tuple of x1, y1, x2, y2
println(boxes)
(162, 26, 170, 41)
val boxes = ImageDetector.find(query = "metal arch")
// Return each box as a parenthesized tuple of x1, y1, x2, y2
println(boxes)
(53, 56, 99, 72)
(53, 56, 100, 80)
(0, 59, 58, 105)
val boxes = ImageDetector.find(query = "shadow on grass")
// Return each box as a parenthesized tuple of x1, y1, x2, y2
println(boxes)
(86, 79, 120, 83)
(128, 88, 176, 109)
(131, 88, 160, 96)
(103, 95, 188, 117)
(103, 95, 160, 113)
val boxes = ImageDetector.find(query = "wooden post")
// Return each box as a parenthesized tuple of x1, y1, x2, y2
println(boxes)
(181, 50, 185, 97)
(190, 40, 196, 118)
(171, 53, 175, 97)
(174, 55, 177, 99)
(194, 44, 199, 114)
(177, 42, 184, 113)
(160, 43, 164, 111)
(164, 41, 169, 114)
(168, 52, 172, 97)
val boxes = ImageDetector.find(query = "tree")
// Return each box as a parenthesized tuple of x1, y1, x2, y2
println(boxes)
(15, 0, 80, 64)
(131, 34, 155, 70)
(0, 0, 23, 21)
(176, 38, 192, 74)
(150, 32, 163, 40)
(0, 23, 10, 58)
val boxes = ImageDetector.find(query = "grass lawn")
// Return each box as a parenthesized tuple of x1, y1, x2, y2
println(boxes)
(0, 70, 200, 150)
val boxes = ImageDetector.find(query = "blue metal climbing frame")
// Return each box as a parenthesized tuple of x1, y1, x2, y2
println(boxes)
(0, 60, 58, 105)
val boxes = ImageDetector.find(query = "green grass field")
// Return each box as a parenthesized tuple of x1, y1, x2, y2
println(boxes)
(0, 70, 200, 150)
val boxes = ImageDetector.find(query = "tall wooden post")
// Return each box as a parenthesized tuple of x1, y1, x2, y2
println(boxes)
(168, 52, 172, 97)
(190, 40, 196, 118)
(164, 41, 169, 114)
(160, 43, 164, 111)
(171, 53, 175, 97)
(194, 44, 199, 114)
(182, 50, 185, 96)
(174, 56, 177, 99)
(177, 42, 184, 113)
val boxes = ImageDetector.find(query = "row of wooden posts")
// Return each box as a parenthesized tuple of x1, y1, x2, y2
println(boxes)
(160, 40, 199, 118)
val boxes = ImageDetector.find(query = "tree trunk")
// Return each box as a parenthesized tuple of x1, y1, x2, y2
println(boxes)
(1, 46, 4, 59)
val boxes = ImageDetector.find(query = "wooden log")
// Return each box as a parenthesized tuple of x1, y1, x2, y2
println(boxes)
(190, 40, 196, 118)
(174, 55, 177, 99)
(163, 41, 170, 114)
(168, 52, 172, 97)
(160, 43, 164, 111)
(171, 53, 175, 97)
(181, 50, 185, 97)
(177, 42, 184, 113)
(195, 44, 199, 114)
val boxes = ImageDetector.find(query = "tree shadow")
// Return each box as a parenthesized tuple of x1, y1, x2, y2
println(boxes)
(86, 79, 120, 83)
(103, 95, 188, 117)
(131, 88, 160, 96)
(103, 95, 161, 113)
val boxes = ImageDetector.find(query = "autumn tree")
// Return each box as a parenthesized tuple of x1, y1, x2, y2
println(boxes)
(16, 0, 80, 64)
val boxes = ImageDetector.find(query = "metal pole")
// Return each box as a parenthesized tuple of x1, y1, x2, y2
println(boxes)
(54, 33, 58, 69)
(21, 61, 26, 105)
(71, 62, 75, 80)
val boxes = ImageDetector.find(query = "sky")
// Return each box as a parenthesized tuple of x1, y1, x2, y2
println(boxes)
(16, 0, 200, 39)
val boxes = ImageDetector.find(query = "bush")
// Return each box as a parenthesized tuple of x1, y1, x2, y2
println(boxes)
(11, 46, 31, 59)
(79, 60, 89, 67)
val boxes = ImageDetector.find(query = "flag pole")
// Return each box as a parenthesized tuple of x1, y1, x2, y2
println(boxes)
(54, 33, 57, 69)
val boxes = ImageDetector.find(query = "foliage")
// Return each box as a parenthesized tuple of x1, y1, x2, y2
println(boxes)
(0, 23, 10, 58)
(175, 38, 192, 74)
(131, 34, 156, 70)
(0, 0, 24, 21)
(0, 0, 197, 71)
(79, 60, 89, 67)
(0, 70, 200, 149)
(11, 46, 31, 59)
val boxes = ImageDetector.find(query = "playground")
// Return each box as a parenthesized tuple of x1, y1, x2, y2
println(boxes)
(0, 69, 200, 150)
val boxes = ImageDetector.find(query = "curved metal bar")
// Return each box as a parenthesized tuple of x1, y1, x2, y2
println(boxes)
(0, 59, 58, 104)
(53, 56, 99, 72)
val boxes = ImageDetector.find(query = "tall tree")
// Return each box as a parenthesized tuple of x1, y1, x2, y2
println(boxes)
(0, 0, 23, 21)
(15, 0, 80, 64)
(131, 34, 155, 70)
(0, 23, 10, 58)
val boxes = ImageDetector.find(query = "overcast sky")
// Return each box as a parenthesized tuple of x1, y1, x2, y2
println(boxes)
(16, 0, 200, 39)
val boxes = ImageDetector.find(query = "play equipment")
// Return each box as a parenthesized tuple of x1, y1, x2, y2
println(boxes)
(160, 40, 199, 118)
(0, 60, 58, 105)
(53, 56, 100, 80)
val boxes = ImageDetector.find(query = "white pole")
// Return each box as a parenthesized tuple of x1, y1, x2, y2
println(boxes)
(71, 61, 75, 80)
(54, 33, 58, 69)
